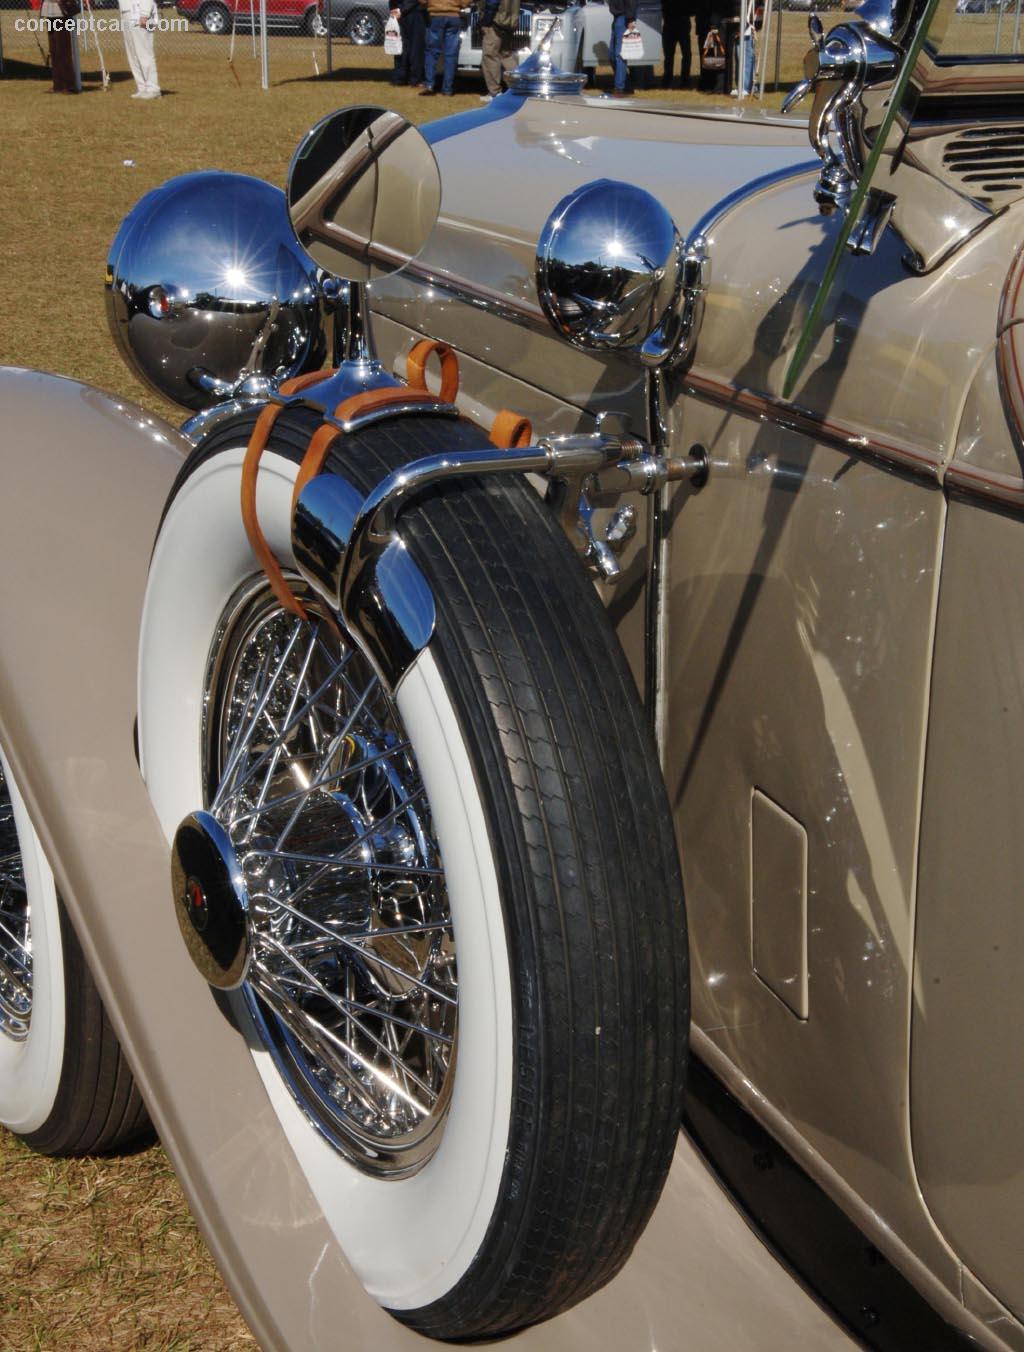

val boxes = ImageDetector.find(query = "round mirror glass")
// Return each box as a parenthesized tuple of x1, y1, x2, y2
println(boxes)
(287, 106, 442, 284)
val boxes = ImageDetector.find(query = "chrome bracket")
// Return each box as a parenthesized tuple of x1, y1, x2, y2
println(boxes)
(292, 426, 707, 690)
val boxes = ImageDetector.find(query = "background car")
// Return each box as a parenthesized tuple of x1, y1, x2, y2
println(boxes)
(322, 0, 387, 43)
(177, 0, 325, 35)
(579, 0, 659, 80)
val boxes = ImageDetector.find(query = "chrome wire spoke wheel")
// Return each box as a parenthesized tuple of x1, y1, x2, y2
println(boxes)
(203, 578, 457, 1176)
(0, 760, 31, 1042)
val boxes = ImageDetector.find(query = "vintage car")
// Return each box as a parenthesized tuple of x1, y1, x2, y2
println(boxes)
(322, 0, 585, 81)
(1, 1, 1023, 1347)
(177, 0, 327, 34)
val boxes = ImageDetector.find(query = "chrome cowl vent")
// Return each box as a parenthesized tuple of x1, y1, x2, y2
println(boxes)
(941, 123, 1024, 207)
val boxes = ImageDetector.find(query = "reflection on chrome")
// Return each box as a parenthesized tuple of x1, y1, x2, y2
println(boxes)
(536, 178, 708, 369)
(105, 171, 325, 412)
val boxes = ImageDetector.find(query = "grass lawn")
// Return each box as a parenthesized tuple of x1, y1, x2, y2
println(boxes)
(0, 25, 814, 1348)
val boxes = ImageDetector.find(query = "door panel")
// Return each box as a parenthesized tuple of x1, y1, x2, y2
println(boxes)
(912, 495, 1024, 1321)
(663, 391, 946, 1234)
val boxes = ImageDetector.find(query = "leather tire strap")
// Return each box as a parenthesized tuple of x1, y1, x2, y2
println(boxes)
(490, 410, 533, 449)
(240, 370, 329, 621)
(407, 338, 460, 403)
(290, 387, 446, 514)
(242, 376, 452, 623)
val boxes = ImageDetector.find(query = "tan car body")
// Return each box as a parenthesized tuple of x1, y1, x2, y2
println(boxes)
(1, 88, 1022, 1352)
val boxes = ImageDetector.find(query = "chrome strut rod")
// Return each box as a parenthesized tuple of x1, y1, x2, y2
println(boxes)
(292, 429, 705, 692)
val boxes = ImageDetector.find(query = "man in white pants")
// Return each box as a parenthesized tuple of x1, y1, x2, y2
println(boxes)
(119, 0, 160, 98)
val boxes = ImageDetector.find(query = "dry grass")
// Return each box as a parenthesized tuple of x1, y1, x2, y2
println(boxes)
(0, 27, 812, 1352)
(0, 1130, 258, 1349)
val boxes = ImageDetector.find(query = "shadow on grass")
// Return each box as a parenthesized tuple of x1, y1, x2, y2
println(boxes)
(0, 56, 138, 86)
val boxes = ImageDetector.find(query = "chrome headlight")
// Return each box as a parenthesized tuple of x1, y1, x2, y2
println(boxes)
(105, 171, 326, 412)
(536, 178, 708, 369)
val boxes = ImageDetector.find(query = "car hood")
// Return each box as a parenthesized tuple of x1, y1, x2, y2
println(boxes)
(373, 95, 1021, 465)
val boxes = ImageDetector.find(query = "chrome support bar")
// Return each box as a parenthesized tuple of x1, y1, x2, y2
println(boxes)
(292, 428, 708, 691)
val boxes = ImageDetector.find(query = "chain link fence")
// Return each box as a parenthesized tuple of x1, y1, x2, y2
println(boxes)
(0, 0, 336, 89)
(2, 0, 1021, 94)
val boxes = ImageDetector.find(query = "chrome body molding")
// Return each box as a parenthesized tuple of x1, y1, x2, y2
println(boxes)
(681, 367, 944, 481)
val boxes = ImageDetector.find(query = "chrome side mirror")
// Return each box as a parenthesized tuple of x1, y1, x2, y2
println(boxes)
(535, 179, 708, 370)
(286, 106, 441, 284)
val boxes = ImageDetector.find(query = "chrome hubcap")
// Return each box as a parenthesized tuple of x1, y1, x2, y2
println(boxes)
(171, 811, 252, 990)
(0, 762, 31, 1042)
(197, 579, 457, 1176)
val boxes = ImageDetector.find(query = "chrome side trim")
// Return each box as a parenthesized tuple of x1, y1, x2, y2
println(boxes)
(682, 367, 944, 481)
(400, 252, 549, 330)
(397, 164, 819, 342)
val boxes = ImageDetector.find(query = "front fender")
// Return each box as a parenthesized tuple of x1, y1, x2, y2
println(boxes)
(0, 368, 362, 1352)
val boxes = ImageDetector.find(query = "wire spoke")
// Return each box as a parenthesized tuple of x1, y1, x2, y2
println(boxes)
(0, 762, 31, 1041)
(203, 582, 457, 1170)
(262, 893, 457, 1006)
(256, 934, 442, 1098)
(251, 967, 431, 1117)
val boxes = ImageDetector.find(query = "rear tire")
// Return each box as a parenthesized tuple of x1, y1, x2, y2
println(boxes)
(199, 2, 229, 33)
(141, 407, 688, 1340)
(0, 749, 151, 1157)
(345, 7, 382, 43)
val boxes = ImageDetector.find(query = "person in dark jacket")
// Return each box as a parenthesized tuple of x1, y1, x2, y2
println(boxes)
(607, 0, 638, 96)
(390, 0, 426, 84)
(662, 0, 708, 88)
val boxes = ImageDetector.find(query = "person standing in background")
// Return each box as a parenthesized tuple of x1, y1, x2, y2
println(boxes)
(118, 0, 160, 99)
(419, 0, 461, 96)
(390, 0, 426, 84)
(478, 0, 519, 101)
(662, 0, 707, 88)
(41, 0, 81, 93)
(607, 0, 638, 97)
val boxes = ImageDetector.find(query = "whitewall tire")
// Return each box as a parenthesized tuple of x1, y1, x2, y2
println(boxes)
(139, 407, 688, 1341)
